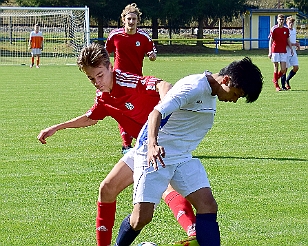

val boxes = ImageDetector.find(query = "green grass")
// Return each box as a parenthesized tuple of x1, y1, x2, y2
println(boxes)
(0, 53, 307, 245)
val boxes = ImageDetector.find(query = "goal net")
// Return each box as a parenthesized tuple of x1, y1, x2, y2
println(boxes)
(0, 6, 90, 65)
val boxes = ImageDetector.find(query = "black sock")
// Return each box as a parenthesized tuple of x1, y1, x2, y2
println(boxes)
(115, 215, 141, 246)
(196, 213, 220, 246)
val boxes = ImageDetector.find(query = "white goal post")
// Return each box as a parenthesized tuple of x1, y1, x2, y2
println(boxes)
(0, 6, 90, 65)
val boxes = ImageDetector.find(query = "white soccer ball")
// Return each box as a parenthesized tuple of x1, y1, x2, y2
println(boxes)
(137, 242, 158, 246)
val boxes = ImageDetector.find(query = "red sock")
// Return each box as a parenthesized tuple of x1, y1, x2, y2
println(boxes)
(31, 57, 34, 64)
(273, 72, 279, 82)
(164, 191, 196, 236)
(96, 201, 116, 246)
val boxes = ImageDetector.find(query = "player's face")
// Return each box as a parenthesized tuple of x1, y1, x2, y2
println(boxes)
(287, 20, 294, 29)
(124, 13, 138, 34)
(83, 63, 113, 92)
(277, 17, 285, 27)
(217, 77, 245, 103)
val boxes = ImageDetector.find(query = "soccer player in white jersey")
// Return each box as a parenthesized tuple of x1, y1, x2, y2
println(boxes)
(37, 43, 196, 246)
(281, 16, 300, 90)
(28, 24, 43, 68)
(115, 57, 264, 246)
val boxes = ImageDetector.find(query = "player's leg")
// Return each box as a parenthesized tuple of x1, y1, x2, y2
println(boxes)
(171, 158, 220, 246)
(116, 202, 155, 246)
(162, 184, 196, 237)
(186, 188, 220, 246)
(36, 54, 40, 68)
(30, 52, 34, 68)
(279, 54, 287, 89)
(96, 156, 134, 246)
(286, 54, 299, 89)
(271, 56, 281, 91)
(115, 157, 173, 245)
(118, 123, 133, 154)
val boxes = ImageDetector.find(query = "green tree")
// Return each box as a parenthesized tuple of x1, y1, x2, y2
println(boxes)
(190, 0, 253, 46)
(289, 0, 308, 13)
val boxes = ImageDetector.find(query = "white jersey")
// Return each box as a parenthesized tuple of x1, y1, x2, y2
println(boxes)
(287, 28, 297, 55)
(136, 71, 216, 164)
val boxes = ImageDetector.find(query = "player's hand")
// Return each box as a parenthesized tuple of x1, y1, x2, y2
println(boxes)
(268, 53, 272, 59)
(147, 51, 156, 61)
(37, 127, 57, 144)
(147, 143, 165, 170)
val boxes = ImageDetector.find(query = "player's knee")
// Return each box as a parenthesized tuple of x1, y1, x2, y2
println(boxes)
(196, 198, 218, 214)
(130, 213, 153, 231)
(98, 180, 117, 202)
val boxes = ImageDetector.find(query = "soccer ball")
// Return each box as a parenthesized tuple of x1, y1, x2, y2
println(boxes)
(137, 242, 158, 246)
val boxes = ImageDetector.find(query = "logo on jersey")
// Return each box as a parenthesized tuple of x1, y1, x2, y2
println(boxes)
(196, 100, 203, 104)
(136, 41, 141, 47)
(125, 102, 134, 110)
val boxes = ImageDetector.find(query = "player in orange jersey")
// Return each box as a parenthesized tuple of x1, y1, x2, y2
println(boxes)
(28, 24, 43, 68)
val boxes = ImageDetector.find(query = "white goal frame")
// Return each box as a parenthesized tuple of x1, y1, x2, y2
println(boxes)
(0, 6, 90, 65)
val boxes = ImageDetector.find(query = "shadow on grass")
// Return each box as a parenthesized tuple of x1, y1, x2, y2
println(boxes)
(194, 155, 307, 162)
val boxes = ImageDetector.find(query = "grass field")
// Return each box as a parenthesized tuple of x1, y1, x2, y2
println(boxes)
(0, 52, 307, 245)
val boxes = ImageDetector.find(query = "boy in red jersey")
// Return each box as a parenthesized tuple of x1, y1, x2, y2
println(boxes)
(105, 3, 157, 154)
(28, 24, 43, 68)
(268, 14, 293, 91)
(37, 43, 196, 246)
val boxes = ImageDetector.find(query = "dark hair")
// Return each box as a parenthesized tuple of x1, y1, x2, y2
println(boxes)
(218, 57, 263, 103)
(77, 43, 110, 71)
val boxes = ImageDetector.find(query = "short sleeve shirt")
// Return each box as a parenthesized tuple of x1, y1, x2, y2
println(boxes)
(105, 28, 157, 76)
(85, 69, 162, 138)
(269, 25, 290, 53)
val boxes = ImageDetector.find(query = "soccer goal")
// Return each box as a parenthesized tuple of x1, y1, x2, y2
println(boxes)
(0, 6, 90, 65)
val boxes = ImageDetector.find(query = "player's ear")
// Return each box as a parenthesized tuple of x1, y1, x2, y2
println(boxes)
(221, 75, 231, 85)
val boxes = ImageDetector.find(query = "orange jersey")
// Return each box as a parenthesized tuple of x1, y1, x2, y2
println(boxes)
(29, 31, 43, 49)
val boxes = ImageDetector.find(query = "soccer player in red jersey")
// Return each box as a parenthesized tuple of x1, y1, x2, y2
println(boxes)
(37, 43, 196, 246)
(268, 14, 293, 91)
(105, 3, 157, 154)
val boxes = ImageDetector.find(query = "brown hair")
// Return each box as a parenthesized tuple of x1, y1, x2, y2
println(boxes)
(121, 3, 142, 22)
(77, 43, 110, 71)
(277, 14, 285, 19)
(286, 16, 295, 23)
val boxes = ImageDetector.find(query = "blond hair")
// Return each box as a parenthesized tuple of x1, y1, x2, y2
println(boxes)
(286, 16, 295, 23)
(121, 3, 142, 22)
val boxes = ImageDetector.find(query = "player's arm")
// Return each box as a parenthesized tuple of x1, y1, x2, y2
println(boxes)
(268, 36, 273, 58)
(147, 109, 165, 170)
(37, 114, 98, 144)
(156, 80, 172, 100)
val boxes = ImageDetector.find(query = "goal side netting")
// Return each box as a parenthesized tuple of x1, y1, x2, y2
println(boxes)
(0, 6, 90, 65)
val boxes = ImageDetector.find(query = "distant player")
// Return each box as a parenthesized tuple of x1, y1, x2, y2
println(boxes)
(280, 16, 300, 90)
(105, 3, 157, 154)
(268, 14, 293, 91)
(28, 24, 43, 68)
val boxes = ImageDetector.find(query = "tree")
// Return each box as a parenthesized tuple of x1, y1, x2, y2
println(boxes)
(288, 0, 308, 14)
(188, 0, 253, 46)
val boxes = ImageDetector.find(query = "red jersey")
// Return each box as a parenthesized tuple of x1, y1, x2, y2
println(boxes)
(105, 28, 157, 76)
(86, 69, 162, 138)
(269, 25, 289, 53)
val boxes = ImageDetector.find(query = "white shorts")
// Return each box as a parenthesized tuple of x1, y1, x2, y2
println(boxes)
(271, 53, 287, 63)
(287, 53, 298, 68)
(120, 147, 136, 170)
(133, 155, 210, 205)
(31, 48, 42, 55)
